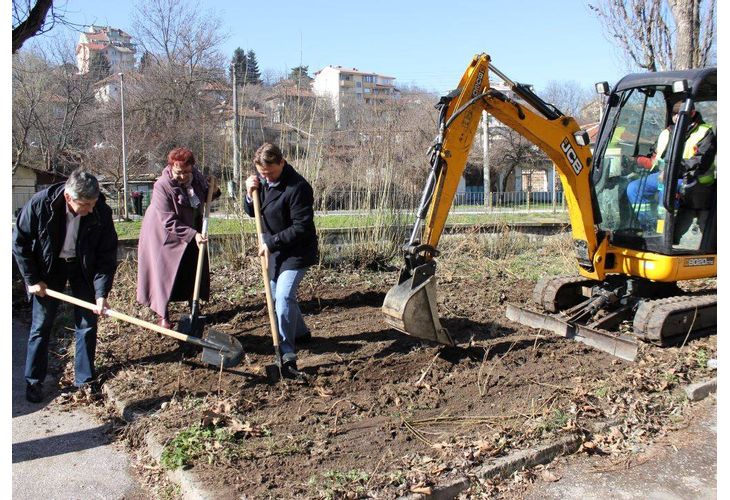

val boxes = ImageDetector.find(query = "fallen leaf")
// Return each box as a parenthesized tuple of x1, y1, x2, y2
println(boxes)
(541, 470, 561, 482)
(315, 386, 333, 398)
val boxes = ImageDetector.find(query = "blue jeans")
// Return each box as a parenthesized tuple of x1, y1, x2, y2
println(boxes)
(270, 268, 308, 362)
(627, 172, 661, 205)
(627, 172, 662, 229)
(25, 260, 98, 387)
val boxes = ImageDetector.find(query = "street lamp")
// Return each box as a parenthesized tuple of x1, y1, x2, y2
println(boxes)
(231, 64, 240, 199)
(119, 72, 129, 219)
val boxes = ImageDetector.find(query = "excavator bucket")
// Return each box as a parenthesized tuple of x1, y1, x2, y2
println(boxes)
(382, 263, 455, 346)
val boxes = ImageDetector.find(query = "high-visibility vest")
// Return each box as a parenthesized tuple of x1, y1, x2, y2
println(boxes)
(686, 123, 715, 185)
(653, 123, 715, 184)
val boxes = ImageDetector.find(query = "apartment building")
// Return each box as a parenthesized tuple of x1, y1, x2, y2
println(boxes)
(76, 26, 136, 75)
(312, 66, 397, 124)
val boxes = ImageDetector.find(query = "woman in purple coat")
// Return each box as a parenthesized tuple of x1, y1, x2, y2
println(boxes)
(136, 147, 215, 328)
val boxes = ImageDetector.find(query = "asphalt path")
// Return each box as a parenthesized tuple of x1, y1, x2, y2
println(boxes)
(11, 317, 144, 499)
(522, 398, 717, 499)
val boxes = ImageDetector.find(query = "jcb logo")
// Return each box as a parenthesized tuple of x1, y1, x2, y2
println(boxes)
(561, 138, 583, 175)
(472, 71, 485, 97)
(685, 257, 714, 267)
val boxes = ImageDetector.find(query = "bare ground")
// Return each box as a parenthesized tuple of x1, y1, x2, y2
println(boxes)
(13, 234, 717, 498)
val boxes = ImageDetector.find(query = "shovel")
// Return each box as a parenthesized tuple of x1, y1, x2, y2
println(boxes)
(44, 288, 244, 369)
(178, 176, 217, 338)
(251, 188, 306, 382)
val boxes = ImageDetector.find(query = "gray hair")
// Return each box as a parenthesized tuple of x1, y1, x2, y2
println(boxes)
(65, 168, 100, 200)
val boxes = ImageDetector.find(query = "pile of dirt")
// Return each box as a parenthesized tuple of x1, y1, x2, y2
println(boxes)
(73, 246, 717, 498)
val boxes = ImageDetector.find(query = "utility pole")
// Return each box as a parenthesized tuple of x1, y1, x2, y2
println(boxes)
(231, 65, 240, 199)
(119, 72, 128, 220)
(481, 111, 491, 210)
(552, 162, 557, 213)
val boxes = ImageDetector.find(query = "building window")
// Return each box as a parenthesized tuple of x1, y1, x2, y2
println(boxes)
(364, 75, 374, 83)
(356, 81, 361, 88)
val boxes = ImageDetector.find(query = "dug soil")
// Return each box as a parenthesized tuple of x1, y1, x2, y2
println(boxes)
(12, 235, 717, 498)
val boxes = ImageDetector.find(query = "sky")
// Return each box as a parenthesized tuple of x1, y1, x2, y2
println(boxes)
(31, 0, 636, 95)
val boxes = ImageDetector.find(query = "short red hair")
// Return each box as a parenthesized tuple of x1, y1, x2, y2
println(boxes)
(167, 147, 195, 167)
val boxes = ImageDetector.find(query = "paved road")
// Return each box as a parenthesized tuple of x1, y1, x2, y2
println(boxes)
(12, 317, 145, 499)
(523, 398, 717, 499)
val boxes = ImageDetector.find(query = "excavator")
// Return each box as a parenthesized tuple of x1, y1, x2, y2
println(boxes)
(382, 53, 716, 361)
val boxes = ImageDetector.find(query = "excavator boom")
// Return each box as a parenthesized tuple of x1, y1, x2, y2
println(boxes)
(383, 53, 600, 344)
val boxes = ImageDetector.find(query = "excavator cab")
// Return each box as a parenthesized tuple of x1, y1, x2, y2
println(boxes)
(591, 68, 717, 260)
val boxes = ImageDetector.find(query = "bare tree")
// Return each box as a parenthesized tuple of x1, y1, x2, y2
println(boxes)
(12, 43, 98, 172)
(488, 126, 548, 193)
(12, 0, 53, 53)
(128, 0, 229, 169)
(589, 0, 716, 71)
(539, 80, 593, 121)
(12, 50, 52, 169)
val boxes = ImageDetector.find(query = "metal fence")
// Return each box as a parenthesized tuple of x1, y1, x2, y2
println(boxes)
(452, 191, 566, 212)
(313, 190, 567, 214)
(35, 188, 567, 220)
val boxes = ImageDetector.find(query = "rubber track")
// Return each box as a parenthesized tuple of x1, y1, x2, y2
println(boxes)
(633, 293, 717, 344)
(533, 275, 595, 313)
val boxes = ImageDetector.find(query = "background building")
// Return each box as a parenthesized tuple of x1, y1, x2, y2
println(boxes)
(312, 66, 397, 125)
(76, 26, 136, 75)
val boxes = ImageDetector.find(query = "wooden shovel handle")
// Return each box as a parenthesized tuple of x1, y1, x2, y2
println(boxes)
(44, 288, 195, 343)
(192, 176, 217, 302)
(252, 188, 280, 348)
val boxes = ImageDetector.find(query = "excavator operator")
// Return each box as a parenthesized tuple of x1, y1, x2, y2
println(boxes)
(626, 99, 716, 238)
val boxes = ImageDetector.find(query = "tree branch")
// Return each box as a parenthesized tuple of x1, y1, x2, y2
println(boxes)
(12, 0, 53, 53)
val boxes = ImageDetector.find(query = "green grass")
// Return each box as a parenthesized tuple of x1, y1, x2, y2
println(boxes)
(160, 424, 234, 470)
(309, 469, 371, 499)
(114, 210, 568, 240)
(541, 409, 570, 433)
(694, 348, 709, 368)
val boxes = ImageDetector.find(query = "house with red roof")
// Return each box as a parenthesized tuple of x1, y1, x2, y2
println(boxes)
(76, 26, 136, 75)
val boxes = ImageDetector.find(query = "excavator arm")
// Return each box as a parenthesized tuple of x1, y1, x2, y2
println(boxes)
(383, 53, 607, 345)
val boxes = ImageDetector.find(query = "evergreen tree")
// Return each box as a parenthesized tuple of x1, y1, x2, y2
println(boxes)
(230, 47, 246, 84)
(87, 51, 111, 82)
(245, 49, 261, 85)
(139, 50, 154, 73)
(288, 65, 312, 84)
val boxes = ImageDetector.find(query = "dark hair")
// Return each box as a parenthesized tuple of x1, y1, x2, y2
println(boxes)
(167, 147, 196, 167)
(254, 143, 283, 166)
(65, 168, 100, 200)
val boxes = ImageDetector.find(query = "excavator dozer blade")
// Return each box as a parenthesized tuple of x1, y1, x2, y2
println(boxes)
(505, 303, 638, 361)
(382, 263, 455, 346)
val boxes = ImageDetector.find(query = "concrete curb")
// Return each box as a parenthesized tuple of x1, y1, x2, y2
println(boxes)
(103, 384, 216, 500)
(684, 378, 717, 401)
(143, 431, 214, 500)
(399, 433, 584, 500)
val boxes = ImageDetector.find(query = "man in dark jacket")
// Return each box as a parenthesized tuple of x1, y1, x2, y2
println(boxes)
(244, 143, 318, 378)
(13, 168, 118, 403)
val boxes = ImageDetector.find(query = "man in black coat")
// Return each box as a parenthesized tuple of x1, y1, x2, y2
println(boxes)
(13, 168, 118, 402)
(244, 143, 318, 377)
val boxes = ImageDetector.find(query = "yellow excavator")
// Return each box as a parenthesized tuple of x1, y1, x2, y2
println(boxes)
(382, 53, 716, 361)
